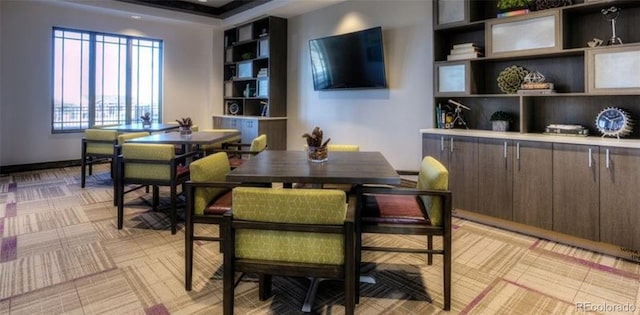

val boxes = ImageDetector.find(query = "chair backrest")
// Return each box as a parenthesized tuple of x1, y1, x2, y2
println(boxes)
(249, 134, 267, 152)
(122, 143, 175, 180)
(416, 156, 449, 226)
(327, 144, 360, 152)
(117, 132, 150, 146)
(232, 187, 347, 264)
(84, 129, 118, 155)
(189, 152, 231, 215)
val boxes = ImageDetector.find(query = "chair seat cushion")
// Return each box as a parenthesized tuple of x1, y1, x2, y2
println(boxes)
(177, 165, 190, 178)
(203, 190, 232, 215)
(361, 194, 431, 225)
(228, 157, 244, 168)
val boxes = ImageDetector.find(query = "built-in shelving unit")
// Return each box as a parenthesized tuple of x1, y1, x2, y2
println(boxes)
(216, 16, 288, 150)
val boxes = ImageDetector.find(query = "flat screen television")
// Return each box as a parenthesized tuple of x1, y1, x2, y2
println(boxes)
(309, 26, 387, 90)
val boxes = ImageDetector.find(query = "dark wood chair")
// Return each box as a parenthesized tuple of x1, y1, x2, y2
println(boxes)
(355, 156, 453, 310)
(183, 152, 239, 291)
(115, 143, 197, 234)
(223, 187, 357, 315)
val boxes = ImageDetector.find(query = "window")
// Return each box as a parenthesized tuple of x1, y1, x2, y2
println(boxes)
(52, 27, 163, 132)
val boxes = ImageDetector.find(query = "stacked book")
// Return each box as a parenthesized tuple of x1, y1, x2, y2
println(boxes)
(257, 68, 268, 78)
(517, 82, 556, 95)
(447, 43, 483, 61)
(497, 8, 530, 18)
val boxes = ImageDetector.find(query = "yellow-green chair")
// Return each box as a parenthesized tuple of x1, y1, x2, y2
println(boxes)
(223, 134, 267, 169)
(81, 129, 118, 188)
(223, 187, 356, 315)
(116, 143, 198, 234)
(107, 132, 151, 205)
(184, 152, 237, 291)
(356, 155, 452, 310)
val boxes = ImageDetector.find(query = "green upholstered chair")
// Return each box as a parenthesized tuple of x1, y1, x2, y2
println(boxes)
(223, 134, 267, 169)
(197, 128, 242, 156)
(106, 131, 151, 205)
(223, 187, 356, 315)
(81, 128, 118, 188)
(184, 152, 238, 291)
(355, 155, 452, 310)
(116, 143, 197, 234)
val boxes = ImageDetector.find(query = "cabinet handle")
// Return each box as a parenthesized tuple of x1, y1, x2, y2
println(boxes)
(440, 136, 444, 152)
(588, 148, 592, 168)
(450, 138, 454, 153)
(504, 141, 507, 159)
(606, 149, 610, 169)
(516, 142, 520, 160)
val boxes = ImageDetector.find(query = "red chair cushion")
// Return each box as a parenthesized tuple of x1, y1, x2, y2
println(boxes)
(362, 194, 430, 225)
(228, 157, 245, 169)
(177, 165, 190, 178)
(203, 190, 232, 215)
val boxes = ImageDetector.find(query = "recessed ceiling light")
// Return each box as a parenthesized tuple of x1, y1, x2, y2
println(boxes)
(197, 0, 207, 2)
(131, 15, 141, 19)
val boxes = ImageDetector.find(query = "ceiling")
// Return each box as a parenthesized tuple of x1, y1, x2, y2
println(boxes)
(116, 0, 270, 19)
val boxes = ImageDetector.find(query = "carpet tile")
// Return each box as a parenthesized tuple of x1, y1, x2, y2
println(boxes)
(0, 164, 639, 314)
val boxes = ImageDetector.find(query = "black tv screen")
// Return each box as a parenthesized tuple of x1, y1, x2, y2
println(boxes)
(309, 27, 387, 90)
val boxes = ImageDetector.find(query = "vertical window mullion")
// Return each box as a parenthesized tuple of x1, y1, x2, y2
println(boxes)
(125, 38, 133, 124)
(88, 34, 96, 128)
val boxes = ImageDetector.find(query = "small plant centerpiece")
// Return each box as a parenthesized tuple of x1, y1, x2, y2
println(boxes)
(176, 117, 193, 136)
(302, 126, 331, 163)
(490, 111, 514, 131)
(140, 112, 152, 127)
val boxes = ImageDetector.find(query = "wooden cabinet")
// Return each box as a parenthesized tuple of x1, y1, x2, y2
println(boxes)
(512, 140, 552, 229)
(477, 138, 513, 220)
(213, 116, 287, 150)
(599, 147, 640, 249)
(422, 134, 477, 212)
(552, 143, 600, 241)
(432, 0, 640, 138)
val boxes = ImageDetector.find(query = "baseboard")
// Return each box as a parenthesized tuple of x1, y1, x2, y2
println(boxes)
(0, 159, 85, 175)
(454, 209, 640, 263)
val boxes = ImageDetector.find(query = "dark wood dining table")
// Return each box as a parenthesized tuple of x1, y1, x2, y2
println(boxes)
(125, 130, 241, 152)
(226, 149, 400, 312)
(226, 150, 401, 186)
(100, 123, 180, 133)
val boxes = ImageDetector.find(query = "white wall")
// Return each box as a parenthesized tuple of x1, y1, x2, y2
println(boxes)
(0, 0, 221, 166)
(287, 0, 433, 170)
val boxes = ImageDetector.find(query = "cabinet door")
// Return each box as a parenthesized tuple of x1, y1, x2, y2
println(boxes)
(552, 143, 599, 241)
(513, 141, 552, 229)
(241, 118, 259, 144)
(422, 134, 445, 162)
(477, 139, 513, 220)
(444, 136, 478, 212)
(600, 147, 640, 250)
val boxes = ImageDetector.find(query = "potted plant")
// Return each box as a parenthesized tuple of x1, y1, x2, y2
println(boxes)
(490, 111, 514, 131)
(140, 112, 152, 126)
(302, 126, 331, 162)
(176, 117, 193, 136)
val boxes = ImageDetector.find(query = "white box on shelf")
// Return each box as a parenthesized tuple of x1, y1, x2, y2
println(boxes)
(587, 44, 640, 94)
(237, 61, 253, 78)
(238, 24, 252, 42)
(435, 62, 472, 95)
(257, 78, 269, 97)
(486, 10, 561, 57)
(259, 39, 269, 57)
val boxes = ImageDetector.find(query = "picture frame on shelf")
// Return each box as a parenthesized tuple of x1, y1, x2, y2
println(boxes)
(238, 24, 253, 42)
(258, 39, 269, 57)
(435, 0, 467, 26)
(586, 44, 640, 94)
(486, 10, 561, 57)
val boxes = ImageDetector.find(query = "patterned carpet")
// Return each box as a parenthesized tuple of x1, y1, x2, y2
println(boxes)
(1, 164, 640, 314)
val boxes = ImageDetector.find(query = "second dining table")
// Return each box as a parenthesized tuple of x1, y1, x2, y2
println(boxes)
(125, 130, 241, 155)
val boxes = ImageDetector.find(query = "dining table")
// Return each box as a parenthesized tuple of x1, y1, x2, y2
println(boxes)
(100, 123, 180, 133)
(125, 130, 241, 154)
(226, 150, 401, 312)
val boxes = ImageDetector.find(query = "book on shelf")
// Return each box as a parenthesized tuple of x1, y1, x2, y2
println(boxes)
(450, 46, 483, 54)
(452, 43, 476, 49)
(447, 52, 483, 61)
(521, 82, 554, 90)
(497, 8, 530, 18)
(517, 88, 556, 95)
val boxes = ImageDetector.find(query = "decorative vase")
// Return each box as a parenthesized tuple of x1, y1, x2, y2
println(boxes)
(142, 120, 152, 127)
(492, 121, 510, 131)
(307, 146, 328, 163)
(180, 126, 193, 136)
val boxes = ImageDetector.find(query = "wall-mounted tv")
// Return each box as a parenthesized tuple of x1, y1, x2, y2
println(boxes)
(309, 26, 388, 91)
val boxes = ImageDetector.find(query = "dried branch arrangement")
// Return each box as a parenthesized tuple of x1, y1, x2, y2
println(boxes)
(302, 126, 331, 148)
(176, 117, 193, 128)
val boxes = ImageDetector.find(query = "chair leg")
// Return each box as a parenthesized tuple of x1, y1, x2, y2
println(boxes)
(185, 211, 193, 290)
(88, 158, 93, 175)
(117, 180, 124, 230)
(443, 236, 451, 311)
(152, 186, 159, 211)
(258, 274, 272, 300)
(81, 158, 87, 188)
(427, 235, 433, 265)
(170, 185, 177, 235)
(223, 240, 235, 315)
